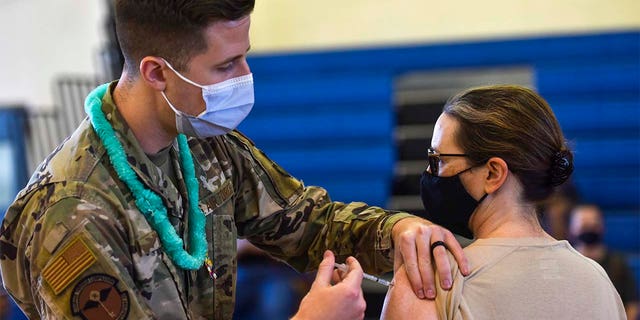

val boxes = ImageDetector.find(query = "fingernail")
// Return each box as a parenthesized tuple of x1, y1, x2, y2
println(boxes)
(442, 279, 452, 289)
(417, 289, 425, 299)
(426, 289, 435, 299)
(324, 250, 331, 258)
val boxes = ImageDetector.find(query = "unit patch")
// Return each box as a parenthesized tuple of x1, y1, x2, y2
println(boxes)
(42, 236, 96, 294)
(70, 274, 130, 320)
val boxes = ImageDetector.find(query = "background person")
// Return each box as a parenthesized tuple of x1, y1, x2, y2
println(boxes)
(569, 203, 639, 320)
(234, 239, 313, 319)
(538, 180, 580, 240)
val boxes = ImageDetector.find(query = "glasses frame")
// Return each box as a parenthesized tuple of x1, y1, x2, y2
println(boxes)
(427, 148, 469, 176)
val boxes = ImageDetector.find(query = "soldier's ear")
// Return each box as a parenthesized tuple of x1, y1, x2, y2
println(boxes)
(139, 57, 167, 91)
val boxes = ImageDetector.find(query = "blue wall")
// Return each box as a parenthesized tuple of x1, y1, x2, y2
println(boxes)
(0, 108, 28, 215)
(0, 107, 29, 320)
(242, 30, 640, 249)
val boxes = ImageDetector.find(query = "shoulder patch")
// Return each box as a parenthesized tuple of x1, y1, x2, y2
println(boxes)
(70, 274, 130, 320)
(42, 236, 96, 295)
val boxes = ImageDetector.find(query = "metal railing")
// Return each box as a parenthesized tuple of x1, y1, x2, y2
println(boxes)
(26, 76, 102, 172)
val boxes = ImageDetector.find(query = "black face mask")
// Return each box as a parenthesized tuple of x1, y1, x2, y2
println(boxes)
(577, 230, 603, 245)
(419, 168, 487, 239)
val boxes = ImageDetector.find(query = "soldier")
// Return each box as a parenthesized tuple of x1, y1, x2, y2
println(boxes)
(0, 1, 468, 319)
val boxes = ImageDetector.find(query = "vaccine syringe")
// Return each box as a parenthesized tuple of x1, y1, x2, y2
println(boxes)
(334, 263, 393, 287)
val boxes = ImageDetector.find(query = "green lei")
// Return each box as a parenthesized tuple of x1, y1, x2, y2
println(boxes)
(85, 84, 207, 270)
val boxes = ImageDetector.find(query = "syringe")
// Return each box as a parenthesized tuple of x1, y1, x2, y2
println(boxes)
(334, 263, 393, 287)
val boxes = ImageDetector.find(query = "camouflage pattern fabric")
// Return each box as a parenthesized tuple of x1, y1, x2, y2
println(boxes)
(0, 82, 413, 319)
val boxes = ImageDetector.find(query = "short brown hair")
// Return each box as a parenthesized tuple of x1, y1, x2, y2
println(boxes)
(443, 85, 573, 203)
(115, 0, 255, 76)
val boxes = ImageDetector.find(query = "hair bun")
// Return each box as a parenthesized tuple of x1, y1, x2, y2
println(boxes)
(549, 150, 574, 186)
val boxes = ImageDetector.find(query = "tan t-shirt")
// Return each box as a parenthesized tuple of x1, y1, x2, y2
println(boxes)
(436, 237, 626, 320)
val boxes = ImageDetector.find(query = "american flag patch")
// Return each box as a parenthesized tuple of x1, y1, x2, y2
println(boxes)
(42, 237, 96, 295)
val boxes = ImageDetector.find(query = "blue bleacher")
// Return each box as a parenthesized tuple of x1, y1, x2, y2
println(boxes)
(629, 255, 640, 295)
(0, 107, 29, 320)
(0, 107, 28, 216)
(606, 214, 640, 252)
(243, 30, 640, 253)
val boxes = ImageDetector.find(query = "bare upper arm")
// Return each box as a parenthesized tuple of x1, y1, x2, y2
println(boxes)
(381, 265, 439, 320)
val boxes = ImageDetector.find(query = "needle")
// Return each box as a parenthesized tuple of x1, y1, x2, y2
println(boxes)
(334, 263, 393, 287)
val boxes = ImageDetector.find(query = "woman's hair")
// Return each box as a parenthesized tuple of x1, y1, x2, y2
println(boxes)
(443, 85, 573, 203)
(115, 0, 255, 77)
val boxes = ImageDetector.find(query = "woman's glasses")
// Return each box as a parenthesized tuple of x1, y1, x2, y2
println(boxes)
(427, 148, 469, 176)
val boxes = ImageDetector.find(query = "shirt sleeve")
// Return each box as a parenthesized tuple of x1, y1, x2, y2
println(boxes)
(3, 188, 156, 319)
(225, 130, 414, 274)
(434, 252, 467, 320)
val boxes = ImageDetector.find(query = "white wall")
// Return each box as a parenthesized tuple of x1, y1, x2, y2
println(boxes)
(0, 0, 104, 110)
(0, 0, 638, 109)
(250, 0, 640, 52)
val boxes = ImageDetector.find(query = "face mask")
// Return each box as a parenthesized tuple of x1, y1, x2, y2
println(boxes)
(160, 59, 254, 138)
(419, 168, 487, 239)
(577, 230, 603, 245)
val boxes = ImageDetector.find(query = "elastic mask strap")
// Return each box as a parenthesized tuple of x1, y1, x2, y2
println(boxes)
(456, 166, 476, 175)
(458, 164, 489, 204)
(162, 59, 205, 89)
(160, 91, 187, 116)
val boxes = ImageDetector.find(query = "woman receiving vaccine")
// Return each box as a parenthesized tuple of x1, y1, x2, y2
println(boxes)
(381, 85, 625, 320)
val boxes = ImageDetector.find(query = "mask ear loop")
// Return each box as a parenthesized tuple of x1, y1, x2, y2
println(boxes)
(159, 59, 209, 118)
(467, 160, 490, 204)
(161, 58, 206, 89)
(160, 91, 186, 116)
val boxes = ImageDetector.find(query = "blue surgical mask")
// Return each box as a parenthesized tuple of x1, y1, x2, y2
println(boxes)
(160, 59, 254, 138)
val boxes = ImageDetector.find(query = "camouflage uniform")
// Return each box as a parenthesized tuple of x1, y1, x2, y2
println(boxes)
(0, 82, 412, 319)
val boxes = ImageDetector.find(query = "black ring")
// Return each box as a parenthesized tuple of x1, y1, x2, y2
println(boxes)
(430, 241, 447, 253)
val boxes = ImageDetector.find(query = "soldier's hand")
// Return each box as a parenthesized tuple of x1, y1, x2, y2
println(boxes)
(292, 250, 366, 320)
(391, 217, 470, 299)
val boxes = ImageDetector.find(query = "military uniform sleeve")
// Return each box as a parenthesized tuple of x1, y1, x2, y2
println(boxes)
(226, 131, 414, 274)
(2, 186, 154, 319)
